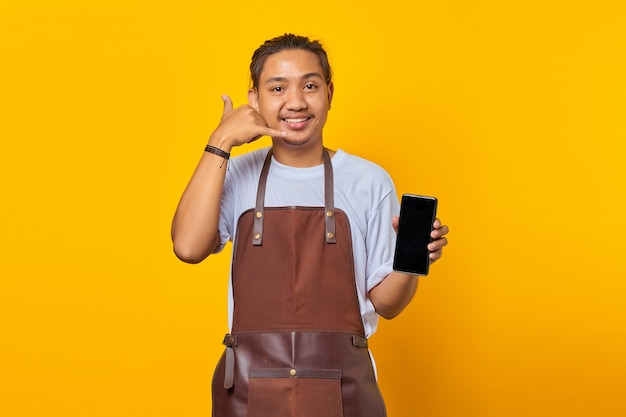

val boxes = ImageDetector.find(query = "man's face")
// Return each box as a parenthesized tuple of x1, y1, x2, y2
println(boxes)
(249, 49, 333, 149)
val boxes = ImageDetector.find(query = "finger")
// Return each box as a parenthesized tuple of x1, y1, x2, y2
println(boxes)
(244, 128, 287, 144)
(431, 224, 449, 239)
(221, 94, 233, 119)
(391, 216, 399, 232)
(428, 237, 448, 251)
(429, 249, 442, 263)
(259, 127, 288, 139)
(433, 218, 441, 229)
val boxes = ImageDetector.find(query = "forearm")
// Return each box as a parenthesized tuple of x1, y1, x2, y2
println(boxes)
(368, 271, 419, 319)
(171, 95, 294, 263)
(171, 145, 230, 263)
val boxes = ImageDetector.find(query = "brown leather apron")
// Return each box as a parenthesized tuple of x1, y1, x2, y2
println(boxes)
(212, 149, 387, 417)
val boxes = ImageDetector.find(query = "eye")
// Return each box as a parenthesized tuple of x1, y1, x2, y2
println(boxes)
(304, 83, 317, 90)
(271, 86, 284, 93)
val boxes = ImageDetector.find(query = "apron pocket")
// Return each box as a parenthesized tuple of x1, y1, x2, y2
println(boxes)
(248, 368, 343, 417)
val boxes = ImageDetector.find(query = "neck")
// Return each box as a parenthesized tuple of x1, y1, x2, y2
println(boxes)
(271, 142, 327, 167)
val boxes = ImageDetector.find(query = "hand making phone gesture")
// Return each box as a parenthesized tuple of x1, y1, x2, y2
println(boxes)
(208, 95, 288, 151)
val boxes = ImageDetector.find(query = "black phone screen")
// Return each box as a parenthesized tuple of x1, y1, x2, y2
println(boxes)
(393, 194, 438, 275)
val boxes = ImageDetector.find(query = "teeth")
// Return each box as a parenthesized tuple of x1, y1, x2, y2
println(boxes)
(284, 118, 308, 123)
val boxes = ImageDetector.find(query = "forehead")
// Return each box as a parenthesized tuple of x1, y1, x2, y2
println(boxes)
(259, 49, 325, 83)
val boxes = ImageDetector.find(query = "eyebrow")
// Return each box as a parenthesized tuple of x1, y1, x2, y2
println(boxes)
(264, 72, 324, 85)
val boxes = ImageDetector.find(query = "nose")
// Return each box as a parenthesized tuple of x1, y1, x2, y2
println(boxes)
(285, 88, 307, 111)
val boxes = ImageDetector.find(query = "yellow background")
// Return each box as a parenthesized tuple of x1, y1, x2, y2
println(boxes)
(1, 1, 625, 416)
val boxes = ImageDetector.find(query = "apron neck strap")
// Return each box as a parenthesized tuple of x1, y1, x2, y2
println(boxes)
(252, 148, 336, 246)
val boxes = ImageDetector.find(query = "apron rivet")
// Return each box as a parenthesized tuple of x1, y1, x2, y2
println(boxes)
(254, 233, 261, 240)
(255, 211, 263, 218)
(289, 369, 297, 377)
(326, 210, 333, 217)
(327, 232, 335, 239)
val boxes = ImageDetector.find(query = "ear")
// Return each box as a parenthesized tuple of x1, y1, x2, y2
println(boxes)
(327, 82, 334, 110)
(248, 88, 260, 111)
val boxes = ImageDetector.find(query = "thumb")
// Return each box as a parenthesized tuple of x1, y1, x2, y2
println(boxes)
(391, 216, 399, 233)
(220, 94, 233, 119)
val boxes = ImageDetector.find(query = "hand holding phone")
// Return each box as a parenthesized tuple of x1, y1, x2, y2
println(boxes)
(393, 194, 438, 276)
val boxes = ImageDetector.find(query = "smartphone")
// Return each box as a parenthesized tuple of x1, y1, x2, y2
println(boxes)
(393, 194, 438, 276)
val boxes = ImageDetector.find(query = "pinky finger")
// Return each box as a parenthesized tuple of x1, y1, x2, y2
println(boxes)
(429, 249, 442, 263)
(264, 128, 288, 138)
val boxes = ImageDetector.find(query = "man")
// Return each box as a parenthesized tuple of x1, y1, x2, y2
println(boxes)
(172, 34, 449, 417)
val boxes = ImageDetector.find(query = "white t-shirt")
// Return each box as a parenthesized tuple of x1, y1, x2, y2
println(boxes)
(216, 147, 400, 337)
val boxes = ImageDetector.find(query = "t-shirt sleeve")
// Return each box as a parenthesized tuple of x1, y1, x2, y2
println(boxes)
(213, 148, 267, 253)
(214, 165, 236, 253)
(364, 188, 400, 292)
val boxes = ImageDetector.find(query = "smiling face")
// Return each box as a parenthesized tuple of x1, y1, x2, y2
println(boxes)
(248, 49, 334, 152)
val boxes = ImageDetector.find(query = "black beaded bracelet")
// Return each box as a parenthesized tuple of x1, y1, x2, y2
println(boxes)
(204, 145, 230, 160)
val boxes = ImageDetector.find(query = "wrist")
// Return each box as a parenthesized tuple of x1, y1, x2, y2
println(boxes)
(204, 144, 230, 160)
(207, 133, 234, 153)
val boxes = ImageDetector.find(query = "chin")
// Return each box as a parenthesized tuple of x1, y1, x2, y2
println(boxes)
(283, 137, 311, 147)
(278, 133, 316, 148)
